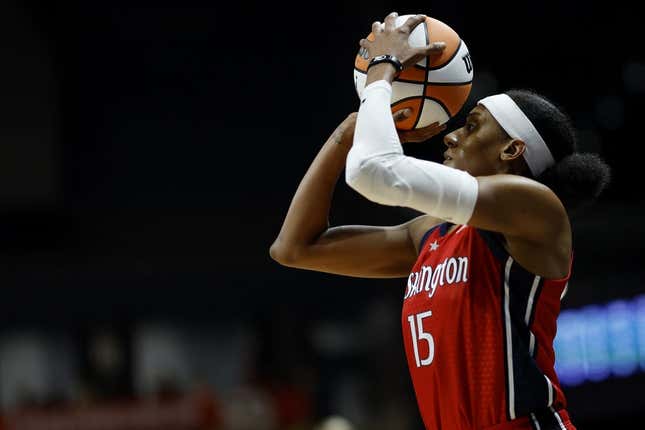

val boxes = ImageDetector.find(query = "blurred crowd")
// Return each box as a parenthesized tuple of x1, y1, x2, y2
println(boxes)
(0, 296, 422, 430)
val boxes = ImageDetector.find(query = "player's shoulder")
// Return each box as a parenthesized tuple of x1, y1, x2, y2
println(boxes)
(478, 173, 549, 190)
(477, 173, 567, 220)
(479, 173, 559, 198)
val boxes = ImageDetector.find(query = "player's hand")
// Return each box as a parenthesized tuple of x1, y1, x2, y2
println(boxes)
(331, 112, 358, 148)
(394, 108, 447, 143)
(360, 12, 446, 70)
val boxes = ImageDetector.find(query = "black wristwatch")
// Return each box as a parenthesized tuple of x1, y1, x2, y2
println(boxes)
(368, 55, 404, 75)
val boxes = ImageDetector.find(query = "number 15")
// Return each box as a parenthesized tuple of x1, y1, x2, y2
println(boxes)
(407, 310, 434, 367)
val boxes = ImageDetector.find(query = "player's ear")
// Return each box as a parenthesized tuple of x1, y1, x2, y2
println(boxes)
(500, 138, 525, 161)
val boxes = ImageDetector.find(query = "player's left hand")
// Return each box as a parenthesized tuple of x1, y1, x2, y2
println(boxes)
(394, 108, 447, 143)
(360, 12, 445, 70)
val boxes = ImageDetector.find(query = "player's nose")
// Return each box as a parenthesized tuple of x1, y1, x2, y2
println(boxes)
(443, 132, 458, 148)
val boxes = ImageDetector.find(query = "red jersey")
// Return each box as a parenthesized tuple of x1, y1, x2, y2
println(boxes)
(402, 222, 576, 430)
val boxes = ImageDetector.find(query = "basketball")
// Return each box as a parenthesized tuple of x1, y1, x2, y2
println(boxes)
(354, 15, 473, 130)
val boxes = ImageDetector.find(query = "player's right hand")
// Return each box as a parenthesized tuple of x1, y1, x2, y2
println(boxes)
(331, 112, 358, 148)
(394, 108, 447, 143)
(360, 12, 446, 70)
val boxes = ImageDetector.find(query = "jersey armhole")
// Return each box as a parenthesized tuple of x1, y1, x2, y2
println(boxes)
(475, 228, 509, 262)
(418, 224, 443, 252)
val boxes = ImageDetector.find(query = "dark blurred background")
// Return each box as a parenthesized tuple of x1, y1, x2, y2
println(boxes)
(0, 0, 642, 429)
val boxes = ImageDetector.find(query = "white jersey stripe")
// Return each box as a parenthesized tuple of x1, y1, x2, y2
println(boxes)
(524, 275, 540, 327)
(529, 413, 542, 430)
(525, 276, 541, 323)
(526, 275, 541, 357)
(550, 406, 567, 430)
(545, 375, 554, 407)
(503, 256, 516, 420)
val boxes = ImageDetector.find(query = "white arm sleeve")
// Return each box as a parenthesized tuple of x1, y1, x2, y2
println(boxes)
(345, 80, 479, 225)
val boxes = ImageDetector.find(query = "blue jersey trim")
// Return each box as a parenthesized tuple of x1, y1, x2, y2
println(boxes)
(418, 223, 443, 251)
(439, 221, 453, 236)
(475, 228, 509, 262)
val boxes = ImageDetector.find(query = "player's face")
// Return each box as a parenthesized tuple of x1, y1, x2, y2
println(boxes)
(442, 105, 513, 177)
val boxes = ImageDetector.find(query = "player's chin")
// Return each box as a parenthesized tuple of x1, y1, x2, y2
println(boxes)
(443, 159, 466, 172)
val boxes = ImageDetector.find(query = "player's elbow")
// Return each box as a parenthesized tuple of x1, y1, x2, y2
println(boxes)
(269, 240, 289, 264)
(269, 240, 301, 267)
(345, 154, 408, 207)
(345, 152, 379, 197)
(345, 169, 367, 197)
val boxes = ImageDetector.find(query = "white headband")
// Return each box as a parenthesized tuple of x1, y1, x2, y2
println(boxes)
(478, 94, 555, 177)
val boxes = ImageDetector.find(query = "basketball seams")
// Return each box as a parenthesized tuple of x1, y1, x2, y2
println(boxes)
(410, 41, 464, 73)
(419, 96, 452, 127)
(427, 39, 463, 71)
(425, 80, 473, 86)
(353, 71, 473, 88)
(390, 97, 423, 130)
(354, 67, 433, 86)
(412, 20, 431, 129)
(390, 96, 425, 106)
(424, 83, 472, 117)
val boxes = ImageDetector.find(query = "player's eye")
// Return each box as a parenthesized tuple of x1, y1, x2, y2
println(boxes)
(465, 121, 476, 132)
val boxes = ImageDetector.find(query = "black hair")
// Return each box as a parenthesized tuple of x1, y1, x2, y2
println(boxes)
(505, 89, 612, 217)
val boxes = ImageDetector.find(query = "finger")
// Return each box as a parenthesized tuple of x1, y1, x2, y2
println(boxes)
(384, 11, 398, 31)
(393, 108, 412, 122)
(401, 123, 447, 143)
(398, 14, 426, 34)
(358, 39, 371, 59)
(371, 21, 382, 34)
(421, 41, 447, 56)
(418, 123, 447, 134)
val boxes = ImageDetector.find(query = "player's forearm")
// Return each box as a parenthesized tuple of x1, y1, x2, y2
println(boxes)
(346, 80, 478, 225)
(270, 133, 350, 261)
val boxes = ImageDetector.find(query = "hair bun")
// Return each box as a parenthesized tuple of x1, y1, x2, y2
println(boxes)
(539, 153, 612, 215)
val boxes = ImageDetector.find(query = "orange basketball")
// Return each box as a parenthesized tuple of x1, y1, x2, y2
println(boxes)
(354, 15, 473, 130)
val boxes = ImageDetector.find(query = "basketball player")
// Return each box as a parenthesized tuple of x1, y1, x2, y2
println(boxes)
(270, 12, 611, 430)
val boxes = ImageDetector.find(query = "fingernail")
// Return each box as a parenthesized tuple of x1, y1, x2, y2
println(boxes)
(433, 42, 446, 48)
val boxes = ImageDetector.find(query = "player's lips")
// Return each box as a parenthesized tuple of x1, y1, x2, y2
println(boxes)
(443, 151, 454, 165)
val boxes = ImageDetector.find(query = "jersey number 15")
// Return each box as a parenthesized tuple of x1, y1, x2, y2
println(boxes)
(407, 310, 435, 367)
